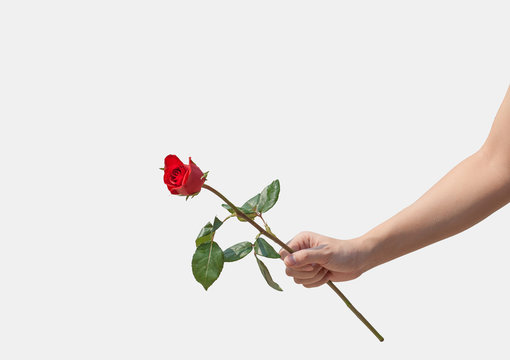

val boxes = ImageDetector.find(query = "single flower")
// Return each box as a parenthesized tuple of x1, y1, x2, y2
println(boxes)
(163, 155, 205, 196)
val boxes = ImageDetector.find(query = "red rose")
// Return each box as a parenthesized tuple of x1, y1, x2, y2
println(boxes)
(163, 155, 206, 196)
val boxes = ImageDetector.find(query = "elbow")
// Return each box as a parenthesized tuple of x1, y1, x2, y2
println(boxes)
(477, 143, 510, 184)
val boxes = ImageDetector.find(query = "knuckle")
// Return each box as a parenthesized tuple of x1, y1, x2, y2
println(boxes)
(311, 266, 322, 276)
(325, 245, 334, 257)
(285, 268, 292, 276)
(301, 272, 313, 280)
(303, 269, 319, 279)
(300, 252, 310, 262)
(298, 230, 312, 239)
(321, 245, 333, 261)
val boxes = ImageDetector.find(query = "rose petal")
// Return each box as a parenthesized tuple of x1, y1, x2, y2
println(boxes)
(180, 157, 205, 195)
(179, 165, 191, 190)
(164, 154, 184, 170)
(164, 154, 186, 188)
(167, 185, 179, 195)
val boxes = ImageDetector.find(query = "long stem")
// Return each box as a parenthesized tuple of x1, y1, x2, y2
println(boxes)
(201, 183, 384, 342)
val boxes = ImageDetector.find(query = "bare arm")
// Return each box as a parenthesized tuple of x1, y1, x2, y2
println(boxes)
(359, 86, 510, 272)
(281, 87, 510, 287)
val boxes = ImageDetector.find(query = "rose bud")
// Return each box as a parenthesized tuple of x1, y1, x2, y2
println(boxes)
(163, 155, 206, 196)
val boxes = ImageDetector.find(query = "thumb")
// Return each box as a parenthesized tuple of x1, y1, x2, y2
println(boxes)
(283, 245, 327, 267)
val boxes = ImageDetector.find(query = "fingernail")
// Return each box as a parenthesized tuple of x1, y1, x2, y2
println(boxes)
(285, 255, 296, 266)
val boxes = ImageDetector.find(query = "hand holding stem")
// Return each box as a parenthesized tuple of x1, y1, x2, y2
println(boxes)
(201, 183, 384, 342)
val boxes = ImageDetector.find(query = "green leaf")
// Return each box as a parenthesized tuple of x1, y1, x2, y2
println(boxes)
(237, 213, 257, 222)
(222, 193, 260, 214)
(254, 237, 280, 259)
(257, 180, 280, 213)
(192, 241, 224, 290)
(195, 216, 223, 247)
(255, 255, 282, 291)
(223, 242, 253, 262)
(222, 193, 261, 221)
(211, 216, 223, 231)
(195, 221, 213, 246)
(221, 203, 233, 213)
(240, 193, 261, 214)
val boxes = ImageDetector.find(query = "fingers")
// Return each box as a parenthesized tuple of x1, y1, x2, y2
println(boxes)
(285, 264, 321, 279)
(302, 272, 331, 288)
(279, 231, 315, 260)
(294, 267, 330, 288)
(279, 231, 327, 267)
(285, 264, 314, 272)
(283, 247, 327, 267)
(279, 231, 331, 288)
(279, 249, 291, 261)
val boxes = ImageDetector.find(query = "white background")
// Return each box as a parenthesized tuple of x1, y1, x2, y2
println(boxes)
(1, 1, 509, 359)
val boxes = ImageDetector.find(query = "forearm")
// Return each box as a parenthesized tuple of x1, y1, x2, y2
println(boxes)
(359, 148, 510, 272)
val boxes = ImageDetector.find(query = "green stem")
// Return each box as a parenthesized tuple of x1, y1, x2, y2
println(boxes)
(201, 184, 384, 342)
(223, 214, 236, 222)
(258, 213, 269, 228)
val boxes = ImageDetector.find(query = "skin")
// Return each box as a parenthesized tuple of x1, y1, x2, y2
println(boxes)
(280, 86, 510, 288)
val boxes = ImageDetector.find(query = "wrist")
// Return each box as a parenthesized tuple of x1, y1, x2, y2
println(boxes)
(350, 233, 379, 275)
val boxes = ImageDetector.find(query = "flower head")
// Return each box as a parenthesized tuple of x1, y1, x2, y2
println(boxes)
(163, 155, 205, 196)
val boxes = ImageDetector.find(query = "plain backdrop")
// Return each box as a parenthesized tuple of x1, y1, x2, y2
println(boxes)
(1, 1, 509, 359)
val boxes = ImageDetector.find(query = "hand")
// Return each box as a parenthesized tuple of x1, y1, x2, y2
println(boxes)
(279, 231, 366, 288)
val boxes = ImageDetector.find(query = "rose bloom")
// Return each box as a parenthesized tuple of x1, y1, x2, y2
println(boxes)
(163, 155, 206, 196)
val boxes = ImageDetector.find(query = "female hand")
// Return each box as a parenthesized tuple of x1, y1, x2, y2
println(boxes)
(279, 231, 367, 288)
